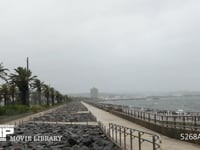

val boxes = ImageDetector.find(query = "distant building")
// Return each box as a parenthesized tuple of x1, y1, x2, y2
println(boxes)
(90, 87, 98, 99)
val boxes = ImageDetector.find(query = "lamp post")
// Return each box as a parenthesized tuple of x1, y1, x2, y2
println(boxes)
(26, 57, 30, 106)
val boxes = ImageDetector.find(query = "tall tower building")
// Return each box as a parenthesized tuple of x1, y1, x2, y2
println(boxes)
(90, 87, 98, 99)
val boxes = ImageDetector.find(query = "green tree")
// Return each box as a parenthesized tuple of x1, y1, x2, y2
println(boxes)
(9, 83, 17, 104)
(0, 63, 8, 81)
(43, 84, 50, 106)
(10, 67, 36, 106)
(64, 95, 70, 102)
(50, 87, 55, 105)
(33, 79, 43, 105)
(56, 91, 63, 104)
(0, 83, 9, 106)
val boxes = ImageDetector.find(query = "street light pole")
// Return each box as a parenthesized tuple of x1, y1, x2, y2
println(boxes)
(26, 57, 30, 106)
(27, 57, 29, 71)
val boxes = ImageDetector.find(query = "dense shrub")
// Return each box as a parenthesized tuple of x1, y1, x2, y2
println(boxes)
(0, 106, 6, 115)
(0, 105, 29, 115)
(41, 104, 49, 108)
(14, 105, 29, 113)
(31, 105, 43, 113)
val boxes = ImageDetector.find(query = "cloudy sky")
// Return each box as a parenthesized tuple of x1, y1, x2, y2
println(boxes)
(0, 0, 200, 94)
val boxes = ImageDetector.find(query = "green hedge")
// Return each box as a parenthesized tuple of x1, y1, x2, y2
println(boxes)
(0, 105, 29, 115)
(31, 105, 43, 113)
(0, 106, 6, 115)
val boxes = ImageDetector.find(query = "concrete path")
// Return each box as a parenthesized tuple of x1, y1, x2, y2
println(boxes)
(82, 102, 200, 150)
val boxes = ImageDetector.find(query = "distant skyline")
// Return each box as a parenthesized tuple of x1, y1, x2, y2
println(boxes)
(1, 0, 200, 94)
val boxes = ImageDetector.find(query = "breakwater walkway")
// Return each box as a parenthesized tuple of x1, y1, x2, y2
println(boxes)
(82, 102, 200, 150)
(1, 101, 120, 150)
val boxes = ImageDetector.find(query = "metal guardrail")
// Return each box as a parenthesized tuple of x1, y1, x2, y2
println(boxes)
(121, 109, 200, 131)
(101, 103, 200, 116)
(97, 103, 200, 131)
(99, 122, 161, 150)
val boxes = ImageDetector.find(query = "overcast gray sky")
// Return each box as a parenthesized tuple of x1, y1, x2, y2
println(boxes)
(0, 0, 200, 94)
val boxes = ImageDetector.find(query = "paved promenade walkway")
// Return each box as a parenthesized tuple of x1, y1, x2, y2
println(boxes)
(82, 102, 200, 150)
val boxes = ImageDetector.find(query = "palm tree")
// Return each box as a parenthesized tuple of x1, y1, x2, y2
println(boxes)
(43, 84, 50, 106)
(33, 79, 43, 105)
(0, 83, 9, 106)
(55, 91, 60, 103)
(64, 95, 70, 102)
(56, 91, 63, 104)
(10, 67, 36, 106)
(9, 83, 17, 104)
(50, 87, 55, 105)
(0, 63, 8, 81)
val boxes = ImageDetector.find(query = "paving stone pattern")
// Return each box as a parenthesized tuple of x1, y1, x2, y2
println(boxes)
(33, 102, 96, 122)
(0, 101, 120, 150)
(1, 123, 119, 150)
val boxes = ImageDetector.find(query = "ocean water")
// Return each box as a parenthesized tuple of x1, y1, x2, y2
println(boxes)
(102, 96, 200, 112)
